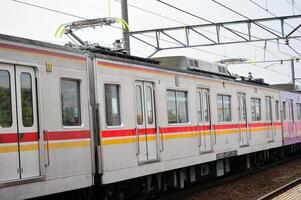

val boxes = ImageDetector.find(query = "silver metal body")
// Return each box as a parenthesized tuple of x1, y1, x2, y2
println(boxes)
(0, 33, 299, 199)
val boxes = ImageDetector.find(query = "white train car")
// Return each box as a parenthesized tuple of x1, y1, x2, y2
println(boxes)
(94, 55, 283, 188)
(0, 34, 93, 200)
(280, 90, 301, 145)
(0, 33, 298, 200)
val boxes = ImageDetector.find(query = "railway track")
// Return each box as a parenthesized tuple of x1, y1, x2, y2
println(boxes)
(157, 154, 301, 200)
(257, 177, 301, 200)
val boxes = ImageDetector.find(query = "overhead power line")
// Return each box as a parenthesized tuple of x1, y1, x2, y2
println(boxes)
(12, 0, 87, 19)
(286, 0, 301, 13)
(211, 0, 283, 37)
(10, 0, 231, 59)
(10, 0, 299, 79)
(118, 0, 288, 61)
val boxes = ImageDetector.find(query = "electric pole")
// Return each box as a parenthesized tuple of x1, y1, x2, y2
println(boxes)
(291, 59, 296, 90)
(121, 0, 130, 54)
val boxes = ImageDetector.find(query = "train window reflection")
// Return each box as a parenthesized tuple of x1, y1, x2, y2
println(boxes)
(282, 101, 286, 120)
(105, 84, 121, 126)
(146, 86, 154, 124)
(61, 79, 81, 126)
(167, 90, 188, 124)
(217, 94, 231, 122)
(136, 85, 143, 125)
(251, 98, 261, 121)
(21, 72, 33, 127)
(0, 70, 12, 128)
(275, 100, 280, 121)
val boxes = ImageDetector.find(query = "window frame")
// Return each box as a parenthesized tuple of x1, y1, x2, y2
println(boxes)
(275, 100, 280, 121)
(217, 94, 232, 123)
(0, 70, 13, 128)
(265, 96, 272, 122)
(166, 89, 189, 125)
(297, 103, 301, 120)
(282, 101, 287, 121)
(251, 98, 262, 122)
(60, 78, 83, 128)
(104, 82, 123, 128)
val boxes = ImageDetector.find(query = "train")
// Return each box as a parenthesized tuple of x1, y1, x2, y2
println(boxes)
(0, 33, 301, 200)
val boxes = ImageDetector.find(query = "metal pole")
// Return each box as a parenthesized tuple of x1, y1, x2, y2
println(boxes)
(121, 0, 130, 54)
(291, 59, 295, 90)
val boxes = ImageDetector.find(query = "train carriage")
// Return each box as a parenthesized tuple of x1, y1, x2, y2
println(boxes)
(0, 33, 300, 199)
(280, 91, 301, 145)
(94, 56, 283, 185)
(0, 34, 93, 200)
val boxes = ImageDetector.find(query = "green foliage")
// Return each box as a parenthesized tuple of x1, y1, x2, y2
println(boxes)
(0, 87, 12, 128)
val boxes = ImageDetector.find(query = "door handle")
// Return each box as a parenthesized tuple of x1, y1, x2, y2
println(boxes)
(44, 130, 50, 166)
(135, 128, 140, 155)
(159, 127, 164, 152)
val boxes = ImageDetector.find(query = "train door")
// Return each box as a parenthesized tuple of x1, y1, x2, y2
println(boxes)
(135, 81, 158, 162)
(0, 64, 40, 182)
(287, 99, 295, 139)
(237, 93, 249, 146)
(197, 88, 212, 153)
(265, 97, 274, 142)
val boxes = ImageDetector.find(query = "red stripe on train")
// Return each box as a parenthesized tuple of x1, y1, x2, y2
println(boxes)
(0, 132, 38, 143)
(45, 130, 91, 141)
(101, 122, 282, 138)
(0, 130, 90, 144)
(102, 128, 156, 138)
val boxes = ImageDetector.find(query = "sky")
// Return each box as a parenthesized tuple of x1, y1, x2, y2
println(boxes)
(0, 0, 301, 85)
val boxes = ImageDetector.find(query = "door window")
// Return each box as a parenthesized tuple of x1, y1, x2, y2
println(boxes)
(0, 70, 12, 128)
(145, 86, 154, 124)
(136, 85, 144, 125)
(21, 73, 33, 127)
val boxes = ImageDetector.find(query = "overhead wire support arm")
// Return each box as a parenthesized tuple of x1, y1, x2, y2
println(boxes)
(128, 15, 301, 52)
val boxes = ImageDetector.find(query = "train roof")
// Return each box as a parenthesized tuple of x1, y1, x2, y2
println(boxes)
(0, 33, 274, 90)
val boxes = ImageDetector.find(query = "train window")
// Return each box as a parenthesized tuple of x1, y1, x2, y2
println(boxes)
(275, 100, 280, 121)
(136, 85, 143, 125)
(296, 104, 300, 120)
(237, 94, 246, 122)
(217, 95, 231, 122)
(0, 70, 12, 128)
(167, 90, 188, 124)
(146, 86, 154, 124)
(61, 79, 81, 126)
(167, 90, 177, 123)
(265, 97, 272, 121)
(198, 90, 210, 123)
(197, 92, 203, 123)
(105, 84, 121, 126)
(21, 73, 33, 127)
(282, 101, 286, 120)
(251, 98, 261, 121)
(203, 91, 210, 122)
(297, 103, 301, 120)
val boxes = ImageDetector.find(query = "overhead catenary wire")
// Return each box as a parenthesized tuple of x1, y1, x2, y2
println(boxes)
(248, 0, 301, 57)
(10, 0, 298, 79)
(286, 0, 301, 13)
(116, 0, 298, 64)
(249, 0, 301, 37)
(10, 0, 232, 59)
(211, 0, 284, 37)
(153, 0, 297, 67)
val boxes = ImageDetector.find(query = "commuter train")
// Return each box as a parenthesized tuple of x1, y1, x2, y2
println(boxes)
(0, 33, 301, 200)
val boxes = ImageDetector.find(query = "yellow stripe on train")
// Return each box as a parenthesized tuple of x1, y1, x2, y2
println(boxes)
(0, 140, 90, 154)
(102, 126, 282, 146)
